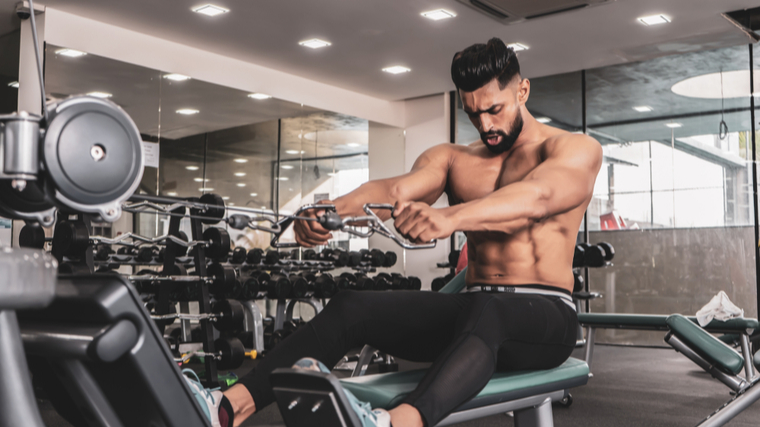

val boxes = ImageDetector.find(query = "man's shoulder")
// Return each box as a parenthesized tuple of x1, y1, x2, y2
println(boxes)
(542, 131, 601, 158)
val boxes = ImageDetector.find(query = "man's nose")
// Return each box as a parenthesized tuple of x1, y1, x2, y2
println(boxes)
(479, 114, 493, 132)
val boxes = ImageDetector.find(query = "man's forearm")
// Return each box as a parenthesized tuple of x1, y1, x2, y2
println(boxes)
(449, 182, 548, 234)
(331, 178, 397, 220)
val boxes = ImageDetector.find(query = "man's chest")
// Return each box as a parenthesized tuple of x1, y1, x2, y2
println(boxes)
(447, 150, 542, 204)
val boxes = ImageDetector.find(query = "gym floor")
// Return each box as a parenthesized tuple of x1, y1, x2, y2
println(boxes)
(36, 344, 760, 426)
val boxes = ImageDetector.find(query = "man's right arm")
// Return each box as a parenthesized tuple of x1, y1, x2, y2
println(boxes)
(294, 144, 454, 247)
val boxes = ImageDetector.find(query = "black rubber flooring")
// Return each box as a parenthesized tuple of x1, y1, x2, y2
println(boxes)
(37, 345, 760, 426)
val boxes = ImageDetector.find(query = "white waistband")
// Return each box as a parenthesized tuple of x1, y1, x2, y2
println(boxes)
(465, 285, 576, 311)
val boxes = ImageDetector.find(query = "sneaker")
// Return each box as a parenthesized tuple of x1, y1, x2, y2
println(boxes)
(292, 358, 391, 427)
(183, 368, 224, 427)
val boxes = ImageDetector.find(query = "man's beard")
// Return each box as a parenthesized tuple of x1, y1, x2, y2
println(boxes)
(480, 111, 524, 154)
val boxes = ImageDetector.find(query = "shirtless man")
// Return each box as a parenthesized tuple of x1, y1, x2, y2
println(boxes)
(194, 37, 602, 427)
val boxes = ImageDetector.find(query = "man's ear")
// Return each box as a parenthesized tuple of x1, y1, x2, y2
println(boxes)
(517, 78, 530, 105)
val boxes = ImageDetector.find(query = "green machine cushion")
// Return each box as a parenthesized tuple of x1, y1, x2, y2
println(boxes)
(667, 314, 744, 375)
(340, 357, 589, 411)
(437, 267, 467, 294)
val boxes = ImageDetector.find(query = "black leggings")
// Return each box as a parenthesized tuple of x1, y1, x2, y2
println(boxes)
(239, 289, 577, 426)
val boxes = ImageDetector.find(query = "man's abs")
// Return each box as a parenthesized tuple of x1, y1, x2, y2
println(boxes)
(463, 222, 577, 294)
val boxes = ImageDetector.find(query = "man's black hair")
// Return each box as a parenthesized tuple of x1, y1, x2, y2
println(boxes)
(451, 37, 521, 92)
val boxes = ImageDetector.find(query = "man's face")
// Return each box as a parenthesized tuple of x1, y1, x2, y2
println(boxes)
(460, 77, 529, 154)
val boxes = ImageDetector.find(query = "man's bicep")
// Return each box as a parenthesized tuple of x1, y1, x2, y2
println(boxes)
(391, 145, 452, 204)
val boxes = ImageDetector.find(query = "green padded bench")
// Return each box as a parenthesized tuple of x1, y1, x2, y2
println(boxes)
(576, 312, 758, 378)
(663, 314, 760, 426)
(340, 357, 589, 426)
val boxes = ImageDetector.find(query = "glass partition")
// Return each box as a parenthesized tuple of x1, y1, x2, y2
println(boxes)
(0, 30, 20, 114)
(587, 44, 756, 344)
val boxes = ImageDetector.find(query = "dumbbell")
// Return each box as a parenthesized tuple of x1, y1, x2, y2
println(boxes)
(303, 249, 317, 260)
(170, 337, 250, 370)
(431, 273, 455, 292)
(230, 247, 247, 264)
(579, 243, 606, 268)
(383, 251, 398, 267)
(408, 276, 422, 291)
(597, 242, 615, 261)
(247, 248, 264, 265)
(312, 273, 338, 298)
(347, 251, 364, 267)
(360, 249, 386, 267)
(377, 273, 409, 290)
(94, 244, 113, 261)
(263, 273, 293, 300)
(264, 250, 280, 265)
(338, 273, 374, 291)
(136, 245, 160, 262)
(284, 274, 309, 299)
(373, 273, 392, 291)
(448, 250, 460, 268)
(317, 248, 349, 267)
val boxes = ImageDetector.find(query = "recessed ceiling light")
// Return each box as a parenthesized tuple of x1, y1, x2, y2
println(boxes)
(285, 150, 300, 155)
(383, 66, 411, 74)
(222, 196, 230, 200)
(281, 165, 294, 169)
(228, 202, 235, 206)
(199, 187, 214, 191)
(633, 106, 653, 112)
(346, 143, 361, 147)
(299, 38, 332, 49)
(87, 91, 112, 99)
(261, 206, 267, 209)
(163, 73, 191, 81)
(236, 183, 246, 187)
(278, 177, 289, 181)
(8, 81, 19, 88)
(536, 117, 551, 123)
(234, 172, 246, 177)
(288, 188, 294, 191)
(638, 14, 670, 26)
(250, 193, 258, 197)
(507, 43, 529, 52)
(665, 123, 682, 128)
(166, 192, 178, 196)
(186, 165, 199, 171)
(56, 48, 87, 58)
(248, 93, 272, 100)
(192, 4, 229, 16)
(176, 109, 199, 115)
(234, 158, 248, 163)
(193, 178, 210, 182)
(421, 9, 456, 20)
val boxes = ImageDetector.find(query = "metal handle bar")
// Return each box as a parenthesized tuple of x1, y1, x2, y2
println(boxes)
(270, 204, 337, 248)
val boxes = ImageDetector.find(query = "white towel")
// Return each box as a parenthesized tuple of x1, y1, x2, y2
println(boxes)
(696, 291, 744, 327)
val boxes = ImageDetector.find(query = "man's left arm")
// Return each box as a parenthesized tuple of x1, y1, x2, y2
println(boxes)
(393, 135, 602, 242)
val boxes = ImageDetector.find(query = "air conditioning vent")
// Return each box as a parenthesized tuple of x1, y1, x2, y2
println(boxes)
(470, 0, 509, 19)
(457, 0, 613, 25)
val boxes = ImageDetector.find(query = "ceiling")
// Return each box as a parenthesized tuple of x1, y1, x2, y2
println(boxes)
(1, 0, 759, 102)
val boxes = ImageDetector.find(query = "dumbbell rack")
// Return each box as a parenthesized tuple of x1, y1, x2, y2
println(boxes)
(157, 201, 219, 387)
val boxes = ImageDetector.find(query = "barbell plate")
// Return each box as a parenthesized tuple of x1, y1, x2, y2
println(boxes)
(203, 227, 231, 260)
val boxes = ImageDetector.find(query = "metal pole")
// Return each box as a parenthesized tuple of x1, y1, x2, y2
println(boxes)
(582, 70, 590, 312)
(750, 44, 760, 322)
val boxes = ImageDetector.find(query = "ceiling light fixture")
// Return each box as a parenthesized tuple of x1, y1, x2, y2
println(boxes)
(236, 183, 246, 187)
(87, 91, 112, 99)
(421, 9, 456, 20)
(665, 123, 682, 128)
(193, 178, 209, 182)
(222, 196, 230, 200)
(383, 66, 411, 74)
(346, 143, 361, 147)
(278, 177, 289, 181)
(56, 48, 87, 58)
(233, 158, 248, 163)
(507, 43, 529, 52)
(285, 150, 300, 155)
(166, 192, 178, 196)
(199, 187, 214, 192)
(228, 202, 235, 206)
(163, 73, 191, 81)
(176, 109, 199, 115)
(299, 38, 332, 49)
(250, 193, 258, 197)
(536, 117, 551, 123)
(281, 165, 294, 169)
(638, 14, 670, 26)
(192, 4, 229, 16)
(8, 81, 19, 88)
(248, 93, 272, 100)
(234, 172, 246, 177)
(633, 106, 653, 112)
(186, 166, 199, 171)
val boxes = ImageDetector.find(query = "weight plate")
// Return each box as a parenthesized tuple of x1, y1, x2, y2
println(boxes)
(215, 337, 245, 369)
(19, 224, 45, 249)
(212, 299, 245, 332)
(52, 221, 90, 258)
(198, 193, 225, 225)
(43, 96, 143, 220)
(203, 227, 231, 260)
